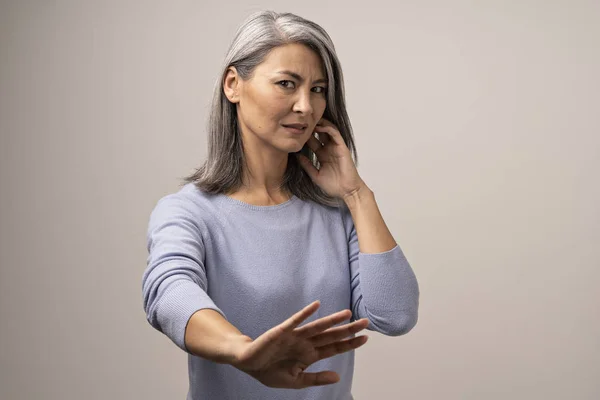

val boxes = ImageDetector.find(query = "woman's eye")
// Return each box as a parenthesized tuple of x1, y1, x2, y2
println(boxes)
(278, 80, 295, 88)
(277, 81, 327, 94)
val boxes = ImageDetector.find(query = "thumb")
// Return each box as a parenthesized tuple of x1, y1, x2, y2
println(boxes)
(296, 153, 318, 181)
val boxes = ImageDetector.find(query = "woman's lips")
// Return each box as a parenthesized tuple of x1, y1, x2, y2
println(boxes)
(282, 125, 307, 134)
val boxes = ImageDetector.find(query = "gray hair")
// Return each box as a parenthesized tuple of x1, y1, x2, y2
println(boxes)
(183, 10, 358, 207)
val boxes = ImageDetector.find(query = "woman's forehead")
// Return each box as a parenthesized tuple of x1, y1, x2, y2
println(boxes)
(257, 45, 325, 77)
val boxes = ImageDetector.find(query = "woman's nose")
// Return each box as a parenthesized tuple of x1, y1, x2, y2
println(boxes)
(292, 91, 314, 115)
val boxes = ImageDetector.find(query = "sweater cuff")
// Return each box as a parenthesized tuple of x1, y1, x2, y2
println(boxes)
(358, 244, 402, 257)
(155, 281, 226, 353)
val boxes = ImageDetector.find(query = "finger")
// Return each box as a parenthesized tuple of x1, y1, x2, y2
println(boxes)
(305, 134, 325, 154)
(315, 131, 331, 146)
(294, 309, 352, 338)
(279, 300, 321, 333)
(253, 301, 321, 347)
(314, 124, 344, 146)
(316, 335, 369, 361)
(296, 153, 319, 181)
(310, 318, 369, 347)
(294, 370, 340, 389)
(316, 117, 331, 128)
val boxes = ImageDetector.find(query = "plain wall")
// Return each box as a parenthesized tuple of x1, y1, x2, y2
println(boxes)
(1, 1, 598, 399)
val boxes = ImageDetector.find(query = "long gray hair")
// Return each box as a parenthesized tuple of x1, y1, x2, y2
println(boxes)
(183, 10, 358, 207)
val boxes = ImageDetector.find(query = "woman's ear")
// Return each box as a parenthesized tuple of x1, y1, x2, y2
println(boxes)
(223, 66, 240, 104)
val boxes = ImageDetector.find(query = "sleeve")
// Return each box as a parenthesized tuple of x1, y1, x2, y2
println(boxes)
(142, 193, 226, 353)
(343, 206, 420, 336)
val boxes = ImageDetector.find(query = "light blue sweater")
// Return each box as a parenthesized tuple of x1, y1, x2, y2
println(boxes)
(142, 183, 419, 400)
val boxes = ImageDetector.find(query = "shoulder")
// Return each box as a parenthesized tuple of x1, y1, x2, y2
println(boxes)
(149, 183, 221, 231)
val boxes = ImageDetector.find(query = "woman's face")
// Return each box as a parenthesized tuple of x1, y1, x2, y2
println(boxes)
(224, 43, 328, 154)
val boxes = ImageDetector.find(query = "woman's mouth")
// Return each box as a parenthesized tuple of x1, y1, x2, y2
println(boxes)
(282, 124, 308, 135)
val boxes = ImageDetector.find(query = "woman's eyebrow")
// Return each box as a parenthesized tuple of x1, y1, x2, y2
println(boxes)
(276, 70, 328, 84)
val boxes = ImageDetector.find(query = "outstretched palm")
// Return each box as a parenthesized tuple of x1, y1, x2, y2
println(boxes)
(231, 300, 369, 389)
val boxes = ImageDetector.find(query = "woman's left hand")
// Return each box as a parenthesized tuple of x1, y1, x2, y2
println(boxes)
(296, 118, 366, 199)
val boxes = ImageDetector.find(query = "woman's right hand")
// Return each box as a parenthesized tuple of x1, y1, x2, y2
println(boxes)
(228, 300, 370, 389)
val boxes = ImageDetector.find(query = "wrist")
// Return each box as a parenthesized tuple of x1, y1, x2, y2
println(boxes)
(225, 333, 253, 367)
(343, 184, 373, 208)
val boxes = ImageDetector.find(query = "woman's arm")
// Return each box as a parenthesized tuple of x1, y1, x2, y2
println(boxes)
(342, 185, 420, 336)
(342, 184, 397, 253)
(143, 193, 230, 354)
(184, 309, 250, 364)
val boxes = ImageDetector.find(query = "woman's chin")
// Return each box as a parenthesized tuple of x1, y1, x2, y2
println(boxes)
(288, 143, 305, 154)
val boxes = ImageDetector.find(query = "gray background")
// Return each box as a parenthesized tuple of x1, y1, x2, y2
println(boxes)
(1, 1, 599, 399)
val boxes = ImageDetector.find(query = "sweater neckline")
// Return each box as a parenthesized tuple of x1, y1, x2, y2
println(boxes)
(217, 193, 299, 211)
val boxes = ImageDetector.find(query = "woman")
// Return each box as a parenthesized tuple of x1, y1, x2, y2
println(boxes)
(142, 10, 419, 400)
